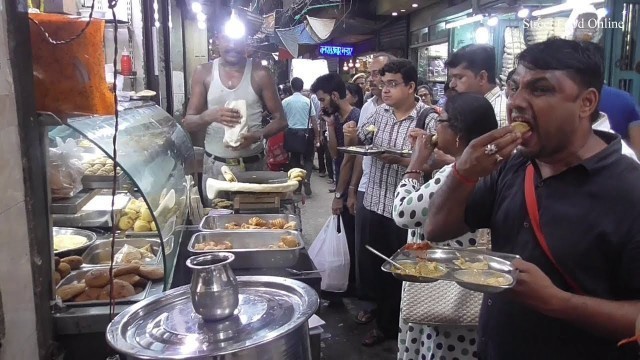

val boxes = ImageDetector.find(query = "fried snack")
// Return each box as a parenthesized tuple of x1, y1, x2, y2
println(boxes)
(248, 217, 268, 227)
(511, 122, 531, 135)
(133, 219, 151, 232)
(220, 166, 238, 182)
(453, 258, 489, 270)
(280, 235, 299, 248)
(98, 280, 135, 300)
(54, 256, 61, 269)
(283, 221, 297, 230)
(85, 269, 110, 288)
(54, 271, 61, 286)
(118, 215, 135, 231)
(241, 223, 262, 230)
(113, 264, 140, 277)
(138, 266, 164, 280)
(61, 256, 83, 270)
(194, 241, 233, 251)
(454, 270, 512, 286)
(57, 263, 72, 279)
(74, 287, 102, 302)
(57, 283, 86, 301)
(116, 274, 147, 287)
(140, 208, 154, 222)
(392, 261, 447, 278)
(224, 222, 241, 230)
(134, 287, 144, 294)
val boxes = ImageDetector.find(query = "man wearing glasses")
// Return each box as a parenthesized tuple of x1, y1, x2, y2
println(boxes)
(344, 59, 428, 346)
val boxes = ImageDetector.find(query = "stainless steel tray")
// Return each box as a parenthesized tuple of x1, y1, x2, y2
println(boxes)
(55, 269, 151, 306)
(384, 148, 413, 158)
(188, 230, 303, 269)
(81, 238, 162, 267)
(199, 214, 301, 232)
(53, 227, 98, 257)
(337, 146, 385, 156)
(81, 172, 129, 189)
(382, 248, 519, 293)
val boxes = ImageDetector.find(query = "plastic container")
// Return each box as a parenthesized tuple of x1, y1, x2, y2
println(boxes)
(120, 47, 132, 76)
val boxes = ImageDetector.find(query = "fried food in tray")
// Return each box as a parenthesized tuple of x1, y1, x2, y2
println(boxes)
(391, 260, 447, 278)
(223, 217, 298, 231)
(267, 235, 300, 249)
(194, 235, 299, 251)
(453, 270, 513, 287)
(193, 241, 233, 251)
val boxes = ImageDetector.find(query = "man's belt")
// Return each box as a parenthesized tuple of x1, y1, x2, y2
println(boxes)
(205, 151, 263, 166)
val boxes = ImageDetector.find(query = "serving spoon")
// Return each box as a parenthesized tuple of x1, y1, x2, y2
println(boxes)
(366, 245, 407, 271)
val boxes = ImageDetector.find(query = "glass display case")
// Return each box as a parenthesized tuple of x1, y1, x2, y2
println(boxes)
(417, 42, 449, 83)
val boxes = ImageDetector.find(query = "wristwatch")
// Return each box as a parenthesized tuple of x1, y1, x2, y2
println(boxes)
(335, 192, 343, 199)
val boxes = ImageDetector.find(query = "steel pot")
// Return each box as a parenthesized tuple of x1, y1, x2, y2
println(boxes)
(187, 252, 239, 321)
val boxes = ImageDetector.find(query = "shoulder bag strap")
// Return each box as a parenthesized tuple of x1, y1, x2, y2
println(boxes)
(524, 164, 585, 295)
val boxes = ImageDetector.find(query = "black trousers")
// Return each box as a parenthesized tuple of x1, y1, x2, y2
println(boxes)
(359, 207, 407, 338)
(339, 205, 356, 294)
(316, 134, 333, 179)
(355, 191, 374, 300)
(288, 129, 315, 183)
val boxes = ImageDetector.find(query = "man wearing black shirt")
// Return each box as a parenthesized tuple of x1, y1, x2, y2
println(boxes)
(426, 38, 640, 359)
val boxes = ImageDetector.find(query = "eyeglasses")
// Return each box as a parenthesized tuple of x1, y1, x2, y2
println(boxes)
(418, 93, 431, 98)
(370, 70, 381, 78)
(377, 81, 404, 90)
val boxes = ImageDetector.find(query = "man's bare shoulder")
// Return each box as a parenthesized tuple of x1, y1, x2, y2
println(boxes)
(250, 60, 274, 85)
(195, 62, 214, 76)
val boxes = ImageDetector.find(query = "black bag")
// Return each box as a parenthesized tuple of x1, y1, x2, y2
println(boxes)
(284, 101, 313, 153)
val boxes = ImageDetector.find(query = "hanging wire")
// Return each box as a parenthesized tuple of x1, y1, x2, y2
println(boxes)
(28, 0, 96, 44)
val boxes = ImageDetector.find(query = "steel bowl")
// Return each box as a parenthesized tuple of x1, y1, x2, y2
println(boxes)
(53, 227, 97, 257)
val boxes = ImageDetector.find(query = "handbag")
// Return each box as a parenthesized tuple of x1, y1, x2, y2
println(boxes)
(284, 102, 312, 153)
(401, 231, 483, 326)
(524, 164, 585, 295)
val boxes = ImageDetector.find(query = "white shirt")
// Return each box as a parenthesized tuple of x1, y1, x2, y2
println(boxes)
(485, 86, 508, 128)
(593, 112, 639, 162)
(357, 96, 382, 192)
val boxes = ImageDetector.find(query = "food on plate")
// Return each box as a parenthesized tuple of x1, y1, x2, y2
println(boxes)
(138, 266, 164, 280)
(404, 242, 432, 251)
(61, 256, 83, 270)
(57, 283, 86, 301)
(248, 217, 268, 227)
(270, 219, 287, 229)
(366, 124, 377, 133)
(510, 122, 531, 135)
(283, 221, 298, 230)
(220, 166, 238, 182)
(98, 279, 135, 300)
(57, 262, 72, 278)
(111, 244, 156, 265)
(81, 156, 122, 176)
(54, 234, 88, 252)
(133, 219, 151, 232)
(140, 208, 153, 222)
(85, 269, 111, 288)
(119, 199, 157, 233)
(392, 260, 447, 278)
(454, 270, 513, 287)
(279, 235, 299, 248)
(453, 258, 489, 270)
(194, 241, 233, 251)
(113, 264, 140, 277)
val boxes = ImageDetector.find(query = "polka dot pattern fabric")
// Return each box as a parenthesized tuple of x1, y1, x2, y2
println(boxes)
(393, 164, 480, 360)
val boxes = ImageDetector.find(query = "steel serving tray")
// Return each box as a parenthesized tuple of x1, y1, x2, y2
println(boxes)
(384, 148, 413, 158)
(81, 238, 162, 267)
(382, 248, 518, 293)
(199, 214, 301, 232)
(55, 268, 151, 306)
(188, 230, 303, 269)
(337, 146, 386, 156)
(53, 227, 98, 257)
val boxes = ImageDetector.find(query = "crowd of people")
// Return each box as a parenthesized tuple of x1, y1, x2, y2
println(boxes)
(184, 30, 640, 360)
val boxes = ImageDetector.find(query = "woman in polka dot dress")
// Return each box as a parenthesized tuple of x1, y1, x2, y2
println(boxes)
(392, 93, 499, 360)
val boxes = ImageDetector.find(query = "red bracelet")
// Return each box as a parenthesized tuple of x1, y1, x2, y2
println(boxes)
(452, 162, 478, 186)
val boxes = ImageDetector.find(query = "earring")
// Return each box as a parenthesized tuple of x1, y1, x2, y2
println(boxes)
(456, 136, 460, 148)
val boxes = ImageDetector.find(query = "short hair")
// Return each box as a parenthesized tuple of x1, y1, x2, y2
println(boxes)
(346, 82, 364, 109)
(506, 68, 516, 83)
(518, 38, 603, 122)
(311, 73, 347, 99)
(417, 85, 433, 97)
(445, 44, 497, 85)
(291, 77, 304, 92)
(351, 73, 366, 83)
(371, 52, 397, 62)
(444, 93, 498, 144)
(380, 59, 418, 89)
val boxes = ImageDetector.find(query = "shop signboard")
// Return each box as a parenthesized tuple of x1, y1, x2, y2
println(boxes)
(319, 45, 354, 57)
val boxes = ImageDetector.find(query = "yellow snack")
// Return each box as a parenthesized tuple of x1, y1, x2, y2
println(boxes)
(133, 219, 151, 232)
(118, 215, 134, 231)
(150, 221, 157, 232)
(140, 208, 153, 222)
(511, 122, 531, 135)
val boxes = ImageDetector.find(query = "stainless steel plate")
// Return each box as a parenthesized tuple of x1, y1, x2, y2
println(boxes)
(53, 227, 97, 257)
(81, 238, 161, 267)
(188, 230, 303, 269)
(381, 260, 445, 283)
(381, 248, 518, 293)
(199, 214, 301, 232)
(384, 148, 413, 158)
(106, 276, 319, 360)
(337, 146, 385, 156)
(55, 268, 151, 306)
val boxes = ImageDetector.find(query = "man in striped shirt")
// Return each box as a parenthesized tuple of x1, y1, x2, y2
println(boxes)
(446, 44, 508, 127)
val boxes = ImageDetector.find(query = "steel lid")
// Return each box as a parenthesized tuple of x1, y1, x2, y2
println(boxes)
(106, 276, 319, 359)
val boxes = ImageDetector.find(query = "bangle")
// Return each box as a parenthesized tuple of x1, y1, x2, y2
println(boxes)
(403, 169, 424, 177)
(452, 162, 478, 186)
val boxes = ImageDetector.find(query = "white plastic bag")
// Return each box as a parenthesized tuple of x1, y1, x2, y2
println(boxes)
(308, 215, 350, 292)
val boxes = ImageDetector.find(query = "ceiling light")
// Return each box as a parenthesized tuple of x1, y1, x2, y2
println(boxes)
(196, 12, 206, 21)
(531, 0, 604, 17)
(261, 60, 268, 66)
(445, 14, 484, 29)
(197, 20, 206, 30)
(517, 8, 529, 18)
(596, 7, 608, 18)
(487, 16, 499, 26)
(412, 3, 418, 7)
(392, 12, 398, 16)
(401, 9, 406, 12)
(475, 26, 490, 44)
(224, 9, 246, 39)
(191, 1, 201, 13)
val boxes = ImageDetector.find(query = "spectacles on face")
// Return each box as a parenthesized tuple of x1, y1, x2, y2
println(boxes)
(377, 80, 404, 90)
(370, 70, 381, 79)
(418, 93, 430, 98)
